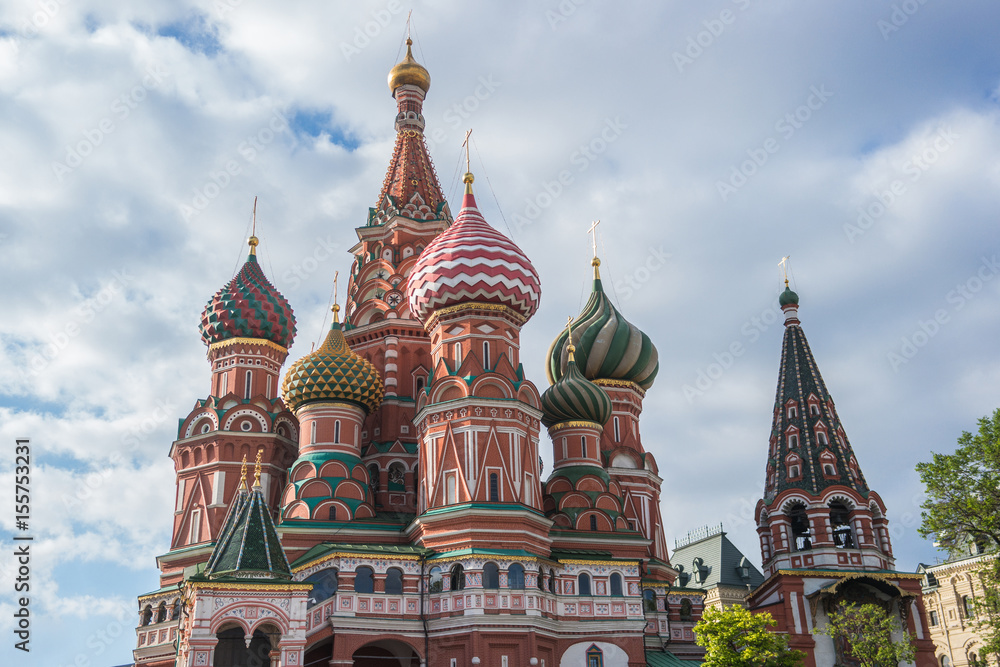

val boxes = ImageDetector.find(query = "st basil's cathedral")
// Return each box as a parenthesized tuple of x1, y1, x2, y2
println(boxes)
(131, 40, 938, 667)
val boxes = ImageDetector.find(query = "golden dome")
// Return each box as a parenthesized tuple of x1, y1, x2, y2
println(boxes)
(388, 39, 430, 94)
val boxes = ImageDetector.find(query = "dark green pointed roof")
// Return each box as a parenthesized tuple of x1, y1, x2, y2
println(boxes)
(540, 355, 612, 428)
(546, 274, 658, 390)
(205, 481, 291, 580)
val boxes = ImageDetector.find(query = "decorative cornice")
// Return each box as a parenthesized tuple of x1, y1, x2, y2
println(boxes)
(292, 551, 422, 573)
(593, 378, 645, 395)
(208, 337, 288, 355)
(186, 581, 312, 592)
(424, 301, 526, 330)
(547, 420, 604, 433)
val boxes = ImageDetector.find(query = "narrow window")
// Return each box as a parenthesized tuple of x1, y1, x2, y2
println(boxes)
(334, 420, 341, 444)
(811, 404, 820, 415)
(929, 610, 938, 626)
(446, 473, 457, 505)
(590, 515, 598, 531)
(310, 421, 317, 445)
(586, 645, 604, 667)
(354, 566, 374, 594)
(788, 434, 798, 448)
(454, 342, 462, 367)
(610, 573, 623, 596)
(963, 595, 975, 619)
(537, 570, 545, 591)
(789, 465, 799, 478)
(581, 436, 587, 459)
(244, 370, 252, 399)
(189, 508, 201, 544)
(817, 431, 828, 445)
(220, 372, 228, 396)
(787, 405, 797, 419)
(429, 567, 443, 593)
(328, 506, 337, 521)
(385, 568, 403, 595)
(483, 341, 491, 369)
(548, 569, 556, 594)
(578, 573, 591, 596)
(450, 564, 465, 591)
(643, 590, 656, 612)
(484, 563, 499, 589)
(680, 598, 692, 620)
(824, 464, 835, 475)
(416, 377, 424, 394)
(265, 375, 272, 399)
(613, 416, 620, 442)
(489, 473, 499, 502)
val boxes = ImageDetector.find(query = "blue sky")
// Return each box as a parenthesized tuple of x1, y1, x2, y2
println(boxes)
(2, 1, 1000, 665)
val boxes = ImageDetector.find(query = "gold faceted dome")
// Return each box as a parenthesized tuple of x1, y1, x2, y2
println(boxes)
(388, 39, 430, 93)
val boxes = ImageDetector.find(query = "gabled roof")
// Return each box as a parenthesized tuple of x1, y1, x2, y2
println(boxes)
(670, 528, 764, 590)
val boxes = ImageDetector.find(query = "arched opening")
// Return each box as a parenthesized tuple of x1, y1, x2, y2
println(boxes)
(385, 567, 403, 595)
(352, 639, 420, 667)
(610, 573, 623, 596)
(613, 416, 620, 442)
(537, 569, 545, 591)
(212, 625, 273, 667)
(548, 569, 556, 594)
(788, 502, 811, 551)
(508, 563, 525, 590)
(428, 566, 443, 593)
(578, 573, 592, 596)
(334, 420, 341, 444)
(171, 598, 181, 620)
(483, 562, 499, 589)
(388, 463, 406, 490)
(830, 501, 855, 548)
(354, 566, 374, 594)
(140, 605, 152, 626)
(680, 598, 692, 621)
(155, 602, 167, 623)
(304, 568, 339, 607)
(450, 564, 465, 591)
(489, 473, 499, 502)
(643, 589, 656, 612)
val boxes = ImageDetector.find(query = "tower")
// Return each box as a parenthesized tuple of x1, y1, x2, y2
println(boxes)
(343, 38, 452, 515)
(747, 284, 936, 667)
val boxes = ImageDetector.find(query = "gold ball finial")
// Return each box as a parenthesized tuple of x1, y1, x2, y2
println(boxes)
(239, 454, 248, 490)
(248, 235, 259, 256)
(591, 257, 600, 268)
(463, 172, 474, 184)
(253, 448, 263, 487)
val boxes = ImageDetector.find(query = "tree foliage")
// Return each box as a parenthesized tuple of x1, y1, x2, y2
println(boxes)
(694, 605, 804, 667)
(917, 409, 1000, 663)
(814, 602, 915, 667)
(916, 408, 1000, 552)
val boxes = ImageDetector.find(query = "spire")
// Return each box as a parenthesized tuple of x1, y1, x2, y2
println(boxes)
(764, 286, 869, 502)
(588, 220, 601, 279)
(248, 196, 258, 257)
(204, 450, 292, 581)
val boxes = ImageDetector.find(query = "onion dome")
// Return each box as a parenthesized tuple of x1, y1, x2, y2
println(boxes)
(541, 342, 612, 428)
(388, 38, 430, 93)
(779, 284, 799, 307)
(281, 306, 384, 414)
(546, 258, 658, 390)
(200, 236, 296, 349)
(407, 174, 540, 323)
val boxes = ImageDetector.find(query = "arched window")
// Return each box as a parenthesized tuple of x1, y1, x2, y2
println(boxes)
(483, 341, 491, 369)
(581, 436, 587, 459)
(610, 573, 623, 596)
(817, 431, 828, 445)
(590, 515, 598, 531)
(327, 505, 337, 521)
(156, 602, 167, 623)
(489, 473, 499, 502)
(454, 342, 462, 367)
(385, 568, 403, 595)
(310, 421, 316, 445)
(586, 644, 604, 667)
(789, 502, 811, 551)
(643, 590, 656, 612)
(304, 568, 339, 607)
(220, 372, 228, 395)
(613, 416, 621, 442)
(415, 376, 424, 394)
(548, 569, 556, 594)
(830, 501, 854, 548)
(810, 403, 820, 415)
(429, 567, 443, 593)
(354, 566, 374, 594)
(963, 595, 975, 619)
(141, 605, 152, 626)
(508, 563, 525, 590)
(334, 420, 341, 444)
(244, 370, 252, 399)
(680, 598, 692, 620)
(787, 405, 797, 419)
(787, 433, 798, 448)
(446, 473, 457, 505)
(450, 564, 465, 591)
(537, 570, 545, 591)
(265, 375, 272, 399)
(171, 598, 182, 620)
(483, 562, 500, 589)
(578, 573, 592, 596)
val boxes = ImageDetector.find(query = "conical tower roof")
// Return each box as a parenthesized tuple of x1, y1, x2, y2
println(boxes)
(763, 287, 870, 502)
(204, 457, 291, 580)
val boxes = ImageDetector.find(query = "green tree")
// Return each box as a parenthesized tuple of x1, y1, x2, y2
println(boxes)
(694, 605, 804, 667)
(813, 602, 915, 667)
(917, 409, 1000, 663)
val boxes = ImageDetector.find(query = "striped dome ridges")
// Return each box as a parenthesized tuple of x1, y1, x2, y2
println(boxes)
(541, 357, 612, 428)
(200, 253, 296, 349)
(546, 277, 658, 390)
(406, 191, 541, 323)
(281, 321, 384, 414)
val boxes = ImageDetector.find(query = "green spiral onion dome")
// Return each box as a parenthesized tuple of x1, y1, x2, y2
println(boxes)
(200, 239, 297, 349)
(281, 311, 384, 414)
(546, 267, 658, 391)
(541, 349, 613, 428)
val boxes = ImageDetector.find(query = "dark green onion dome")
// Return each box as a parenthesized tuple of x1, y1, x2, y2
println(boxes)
(546, 263, 659, 390)
(779, 284, 799, 307)
(541, 349, 612, 428)
(200, 237, 297, 349)
(281, 307, 384, 414)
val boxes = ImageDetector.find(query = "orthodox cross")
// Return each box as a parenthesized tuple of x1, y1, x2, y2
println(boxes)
(778, 255, 790, 286)
(462, 129, 473, 173)
(588, 220, 601, 258)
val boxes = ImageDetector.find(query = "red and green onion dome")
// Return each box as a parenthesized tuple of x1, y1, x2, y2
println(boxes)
(281, 308, 384, 414)
(406, 175, 541, 323)
(541, 346, 612, 428)
(546, 259, 658, 391)
(200, 237, 296, 349)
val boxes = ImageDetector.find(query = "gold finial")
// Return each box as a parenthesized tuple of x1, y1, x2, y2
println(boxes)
(461, 129, 474, 194)
(588, 220, 601, 278)
(238, 454, 248, 490)
(565, 316, 577, 363)
(248, 197, 259, 256)
(331, 271, 340, 324)
(253, 448, 263, 488)
(779, 255, 790, 287)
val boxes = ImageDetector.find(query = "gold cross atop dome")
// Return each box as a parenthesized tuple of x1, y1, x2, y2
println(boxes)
(588, 220, 601, 278)
(248, 197, 259, 256)
(778, 255, 791, 287)
(461, 129, 474, 194)
(566, 316, 577, 361)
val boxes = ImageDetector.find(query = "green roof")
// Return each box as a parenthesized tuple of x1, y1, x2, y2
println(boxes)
(204, 482, 291, 581)
(646, 651, 703, 667)
(670, 528, 764, 590)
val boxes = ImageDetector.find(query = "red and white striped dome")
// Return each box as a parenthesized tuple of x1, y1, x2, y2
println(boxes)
(407, 188, 541, 323)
